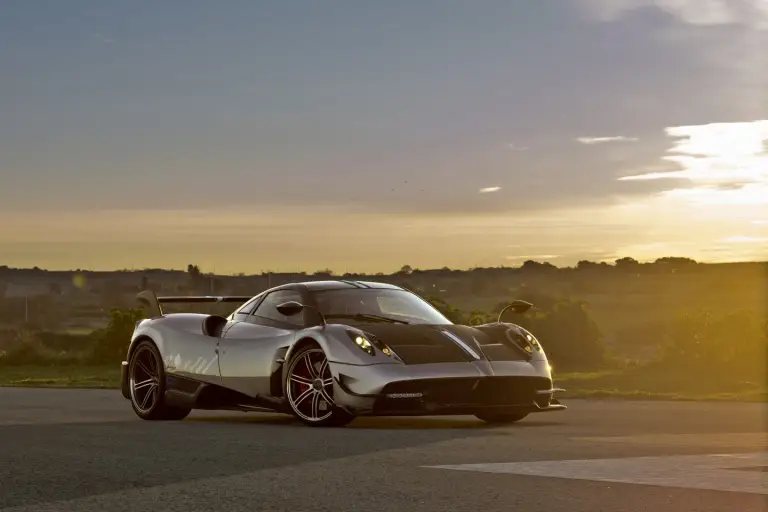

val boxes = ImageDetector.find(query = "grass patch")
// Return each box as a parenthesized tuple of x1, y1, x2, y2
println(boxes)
(0, 365, 120, 389)
(556, 366, 767, 402)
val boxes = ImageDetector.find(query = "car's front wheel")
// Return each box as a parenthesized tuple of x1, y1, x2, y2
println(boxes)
(475, 411, 529, 424)
(128, 339, 191, 421)
(285, 345, 354, 427)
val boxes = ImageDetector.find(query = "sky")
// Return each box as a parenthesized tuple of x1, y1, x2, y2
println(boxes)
(1, 0, 767, 274)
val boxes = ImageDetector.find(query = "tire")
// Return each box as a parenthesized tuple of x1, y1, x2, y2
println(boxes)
(475, 411, 529, 424)
(128, 339, 191, 421)
(284, 344, 354, 427)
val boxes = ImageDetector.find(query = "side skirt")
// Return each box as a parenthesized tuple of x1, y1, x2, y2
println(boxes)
(163, 374, 287, 413)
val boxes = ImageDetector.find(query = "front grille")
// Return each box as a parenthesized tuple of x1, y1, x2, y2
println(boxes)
(379, 376, 552, 407)
(386, 344, 473, 364)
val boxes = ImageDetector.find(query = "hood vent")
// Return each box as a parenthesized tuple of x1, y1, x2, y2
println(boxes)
(439, 329, 481, 360)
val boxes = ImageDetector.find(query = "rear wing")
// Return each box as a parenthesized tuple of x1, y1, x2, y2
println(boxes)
(136, 290, 253, 317)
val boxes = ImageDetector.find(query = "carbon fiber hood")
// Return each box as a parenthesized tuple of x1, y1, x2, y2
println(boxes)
(345, 323, 486, 364)
(346, 322, 533, 364)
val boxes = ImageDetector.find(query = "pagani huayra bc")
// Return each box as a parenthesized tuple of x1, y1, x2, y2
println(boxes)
(121, 280, 565, 426)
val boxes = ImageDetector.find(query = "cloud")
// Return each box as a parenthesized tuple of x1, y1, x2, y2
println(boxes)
(618, 121, 768, 196)
(505, 254, 561, 261)
(719, 235, 768, 243)
(479, 186, 501, 193)
(506, 143, 529, 151)
(576, 136, 639, 145)
(580, 0, 768, 29)
(90, 33, 115, 44)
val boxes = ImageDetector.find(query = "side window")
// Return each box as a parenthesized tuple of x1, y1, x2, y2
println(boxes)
(236, 295, 262, 315)
(252, 290, 304, 326)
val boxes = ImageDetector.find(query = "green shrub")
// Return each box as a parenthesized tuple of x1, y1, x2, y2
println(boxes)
(87, 308, 145, 364)
(658, 308, 767, 381)
(0, 329, 83, 365)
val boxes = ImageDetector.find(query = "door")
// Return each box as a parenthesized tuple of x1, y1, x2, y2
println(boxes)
(217, 289, 306, 397)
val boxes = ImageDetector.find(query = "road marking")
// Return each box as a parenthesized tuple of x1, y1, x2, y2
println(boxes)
(574, 433, 767, 449)
(425, 452, 768, 495)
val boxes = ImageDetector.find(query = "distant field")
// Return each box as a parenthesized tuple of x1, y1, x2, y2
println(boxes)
(0, 365, 119, 389)
(556, 369, 767, 402)
(1, 364, 764, 402)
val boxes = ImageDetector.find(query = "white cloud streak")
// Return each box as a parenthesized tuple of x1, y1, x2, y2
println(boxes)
(576, 136, 639, 144)
(479, 186, 501, 193)
(719, 235, 768, 243)
(619, 120, 768, 185)
(580, 0, 768, 29)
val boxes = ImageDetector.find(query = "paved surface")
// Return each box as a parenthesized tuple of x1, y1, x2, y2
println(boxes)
(0, 388, 766, 512)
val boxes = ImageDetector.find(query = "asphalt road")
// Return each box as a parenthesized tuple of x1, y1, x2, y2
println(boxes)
(0, 388, 766, 512)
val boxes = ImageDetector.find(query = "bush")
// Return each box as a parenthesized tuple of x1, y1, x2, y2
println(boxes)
(427, 296, 466, 324)
(505, 297, 606, 371)
(658, 308, 767, 381)
(0, 329, 83, 365)
(87, 308, 145, 364)
(0, 307, 145, 366)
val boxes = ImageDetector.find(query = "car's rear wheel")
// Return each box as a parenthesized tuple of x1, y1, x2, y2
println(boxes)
(128, 340, 191, 421)
(475, 411, 529, 424)
(285, 345, 354, 427)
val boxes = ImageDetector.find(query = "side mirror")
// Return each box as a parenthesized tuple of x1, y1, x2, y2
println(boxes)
(497, 300, 533, 322)
(276, 301, 305, 317)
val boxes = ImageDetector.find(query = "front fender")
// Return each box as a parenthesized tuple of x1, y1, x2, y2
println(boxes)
(285, 324, 400, 367)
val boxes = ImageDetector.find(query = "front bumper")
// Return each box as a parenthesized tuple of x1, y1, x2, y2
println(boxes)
(332, 370, 566, 416)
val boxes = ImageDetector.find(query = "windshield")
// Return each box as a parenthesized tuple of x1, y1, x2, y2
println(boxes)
(313, 288, 452, 325)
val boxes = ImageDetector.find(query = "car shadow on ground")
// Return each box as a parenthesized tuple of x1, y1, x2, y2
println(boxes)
(184, 413, 563, 429)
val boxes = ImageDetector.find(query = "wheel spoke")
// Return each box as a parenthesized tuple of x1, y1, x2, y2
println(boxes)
(318, 360, 328, 378)
(310, 391, 321, 418)
(149, 356, 158, 374)
(319, 387, 334, 406)
(137, 360, 153, 377)
(139, 384, 156, 409)
(303, 353, 318, 379)
(322, 377, 333, 387)
(293, 387, 314, 407)
(134, 378, 155, 390)
(290, 375, 313, 385)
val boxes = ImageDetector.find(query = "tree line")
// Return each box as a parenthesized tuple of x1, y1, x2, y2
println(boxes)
(4, 256, 762, 280)
(1, 290, 764, 388)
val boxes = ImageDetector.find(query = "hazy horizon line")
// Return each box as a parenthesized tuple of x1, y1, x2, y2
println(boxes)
(3, 257, 765, 277)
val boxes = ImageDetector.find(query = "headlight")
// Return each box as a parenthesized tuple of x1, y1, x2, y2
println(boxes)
(354, 335, 374, 355)
(504, 326, 542, 354)
(520, 328, 542, 352)
(345, 330, 375, 356)
(345, 330, 393, 357)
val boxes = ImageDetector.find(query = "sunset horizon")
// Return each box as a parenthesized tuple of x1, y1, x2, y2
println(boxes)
(3, 1, 766, 273)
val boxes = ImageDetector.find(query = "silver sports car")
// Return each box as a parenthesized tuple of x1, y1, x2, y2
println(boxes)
(121, 280, 566, 427)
